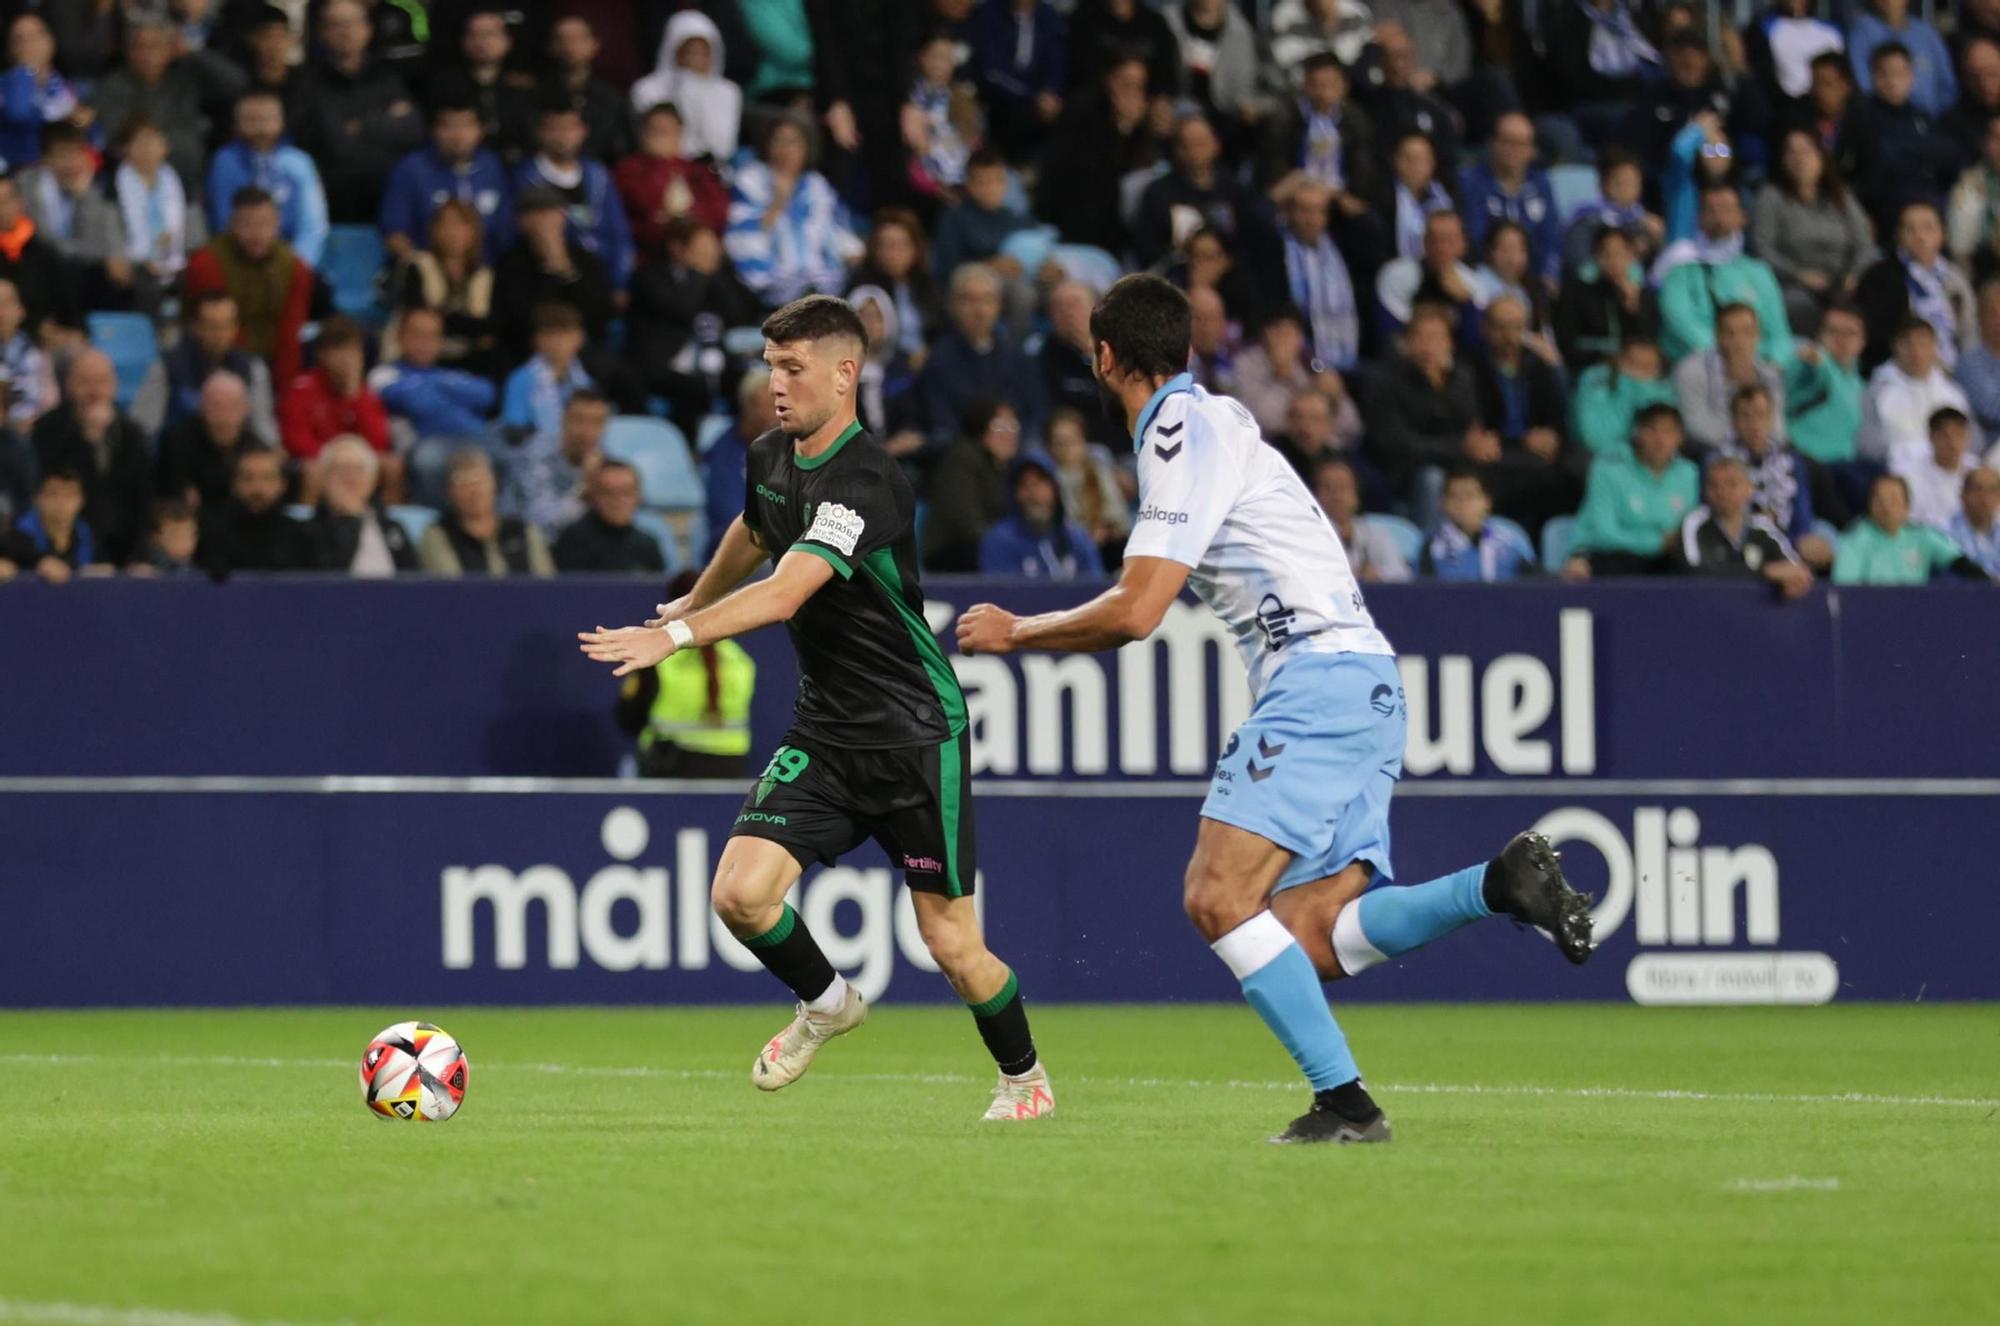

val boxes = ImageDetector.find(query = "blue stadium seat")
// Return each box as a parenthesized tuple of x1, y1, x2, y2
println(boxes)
(999, 226, 1058, 276)
(87, 312, 158, 408)
(322, 225, 387, 323)
(387, 504, 439, 544)
(284, 503, 314, 522)
(631, 510, 687, 573)
(1547, 164, 1602, 222)
(1051, 244, 1124, 294)
(1366, 513, 1423, 566)
(1541, 515, 1579, 571)
(602, 415, 701, 510)
(722, 326, 766, 357)
(695, 414, 733, 454)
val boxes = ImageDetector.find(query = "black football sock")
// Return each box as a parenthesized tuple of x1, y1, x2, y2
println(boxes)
(967, 968, 1038, 1076)
(739, 904, 839, 1005)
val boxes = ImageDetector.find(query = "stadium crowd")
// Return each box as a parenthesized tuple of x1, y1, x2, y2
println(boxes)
(0, 0, 1997, 590)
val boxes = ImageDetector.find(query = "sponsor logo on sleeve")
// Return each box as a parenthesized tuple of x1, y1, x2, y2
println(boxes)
(1137, 505, 1189, 525)
(805, 501, 865, 556)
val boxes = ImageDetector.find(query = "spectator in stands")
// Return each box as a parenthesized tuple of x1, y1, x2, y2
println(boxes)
(1673, 303, 1788, 451)
(1380, 132, 1454, 265)
(1948, 117, 2000, 278)
(1361, 20, 1464, 182)
(516, 101, 633, 289)
(1045, 406, 1131, 563)
(1037, 54, 1160, 256)
(420, 448, 553, 577)
(1272, 387, 1353, 480)
(514, 387, 611, 538)
(1784, 304, 1869, 486)
(280, 317, 391, 482)
(925, 263, 1045, 452)
(1965, 0, 2000, 62)
(926, 397, 1019, 571)
(380, 101, 513, 267)
(847, 286, 924, 459)
(1162, 0, 1269, 139)
(19, 124, 132, 311)
(1270, 181, 1361, 372)
(157, 371, 265, 511)
(493, 187, 614, 362)
(132, 293, 276, 441)
(933, 147, 1037, 290)
(0, 15, 82, 173)
(0, 173, 72, 331)
(1177, 225, 1261, 336)
(966, 0, 1069, 162)
(206, 90, 329, 268)
(1135, 113, 1249, 268)
(1472, 221, 1550, 333)
(196, 444, 311, 574)
(0, 415, 28, 535)
(630, 9, 741, 165)
(1946, 39, 2000, 168)
(88, 16, 212, 194)
(370, 306, 497, 447)
(1948, 465, 2000, 576)
(903, 30, 979, 207)
(1361, 303, 1486, 530)
(184, 188, 324, 390)
(1550, 0, 1660, 148)
(1067, 0, 1180, 107)
(1561, 149, 1663, 273)
(616, 105, 730, 265)
(1744, 0, 1845, 108)
(1892, 406, 1980, 530)
(1860, 317, 1972, 461)
(1624, 30, 1761, 182)
(1779, 52, 1879, 211)
(1655, 182, 1792, 366)
(237, 4, 297, 102)
(389, 200, 499, 377)
(1850, 0, 1957, 118)
(1421, 467, 1535, 582)
(1469, 294, 1574, 532)
(1571, 338, 1676, 462)
(1670, 453, 1813, 598)
(1754, 129, 1875, 336)
(725, 115, 861, 308)
(627, 217, 760, 426)
(1718, 382, 1827, 567)
(1257, 53, 1379, 243)
(31, 350, 149, 565)
(552, 458, 665, 573)
(1957, 282, 2000, 443)
(1459, 113, 1560, 288)
(132, 498, 201, 578)
(0, 468, 92, 582)
(1233, 304, 1325, 436)
(502, 301, 595, 445)
(1856, 202, 1975, 373)
(702, 369, 775, 560)
(431, 8, 537, 164)
(289, 0, 425, 223)
(1376, 209, 1482, 336)
(542, 15, 631, 164)
(1858, 43, 1964, 239)
(1563, 402, 1700, 579)
(1186, 283, 1237, 394)
(849, 210, 942, 362)
(1268, 1, 1375, 85)
(978, 450, 1104, 579)
(1833, 472, 1985, 583)
(114, 117, 202, 297)
(304, 435, 417, 576)
(1311, 455, 1412, 583)
(1555, 225, 1658, 371)
(0, 277, 55, 431)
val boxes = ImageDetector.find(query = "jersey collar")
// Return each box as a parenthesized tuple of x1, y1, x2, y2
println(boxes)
(794, 418, 863, 470)
(1131, 372, 1194, 452)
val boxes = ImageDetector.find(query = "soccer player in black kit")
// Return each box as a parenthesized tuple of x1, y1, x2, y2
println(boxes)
(580, 295, 1052, 1121)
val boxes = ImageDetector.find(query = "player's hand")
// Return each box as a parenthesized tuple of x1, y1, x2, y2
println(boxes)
(956, 603, 1019, 655)
(577, 624, 676, 676)
(644, 596, 694, 629)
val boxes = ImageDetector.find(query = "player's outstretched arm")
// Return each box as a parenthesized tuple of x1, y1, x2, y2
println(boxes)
(644, 516, 771, 627)
(580, 550, 836, 676)
(956, 556, 1191, 655)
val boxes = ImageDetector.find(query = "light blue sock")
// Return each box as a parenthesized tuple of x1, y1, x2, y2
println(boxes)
(1212, 912, 1358, 1091)
(1334, 863, 1490, 974)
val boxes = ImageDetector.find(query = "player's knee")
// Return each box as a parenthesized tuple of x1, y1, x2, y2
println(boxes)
(709, 873, 773, 934)
(916, 912, 981, 978)
(1182, 864, 1251, 941)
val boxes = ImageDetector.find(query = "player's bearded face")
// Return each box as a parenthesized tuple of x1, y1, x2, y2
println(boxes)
(769, 340, 852, 438)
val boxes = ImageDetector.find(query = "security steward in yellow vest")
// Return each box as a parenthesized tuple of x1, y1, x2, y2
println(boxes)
(616, 636, 757, 778)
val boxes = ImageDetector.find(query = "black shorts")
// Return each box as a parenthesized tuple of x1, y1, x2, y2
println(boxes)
(729, 730, 977, 896)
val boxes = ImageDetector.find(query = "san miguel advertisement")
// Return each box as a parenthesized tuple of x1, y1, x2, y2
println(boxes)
(1, 579, 1994, 1006)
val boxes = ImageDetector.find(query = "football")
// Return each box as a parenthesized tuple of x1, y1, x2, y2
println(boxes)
(359, 1021, 469, 1122)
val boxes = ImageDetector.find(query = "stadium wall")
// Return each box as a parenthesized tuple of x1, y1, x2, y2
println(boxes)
(4, 580, 1994, 1006)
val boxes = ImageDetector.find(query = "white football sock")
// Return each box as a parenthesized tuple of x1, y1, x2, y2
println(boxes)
(804, 974, 849, 1014)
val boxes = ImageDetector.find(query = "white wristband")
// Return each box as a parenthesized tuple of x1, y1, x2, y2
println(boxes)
(664, 619, 695, 650)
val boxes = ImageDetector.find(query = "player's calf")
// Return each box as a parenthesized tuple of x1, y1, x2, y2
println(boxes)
(912, 893, 1051, 1120)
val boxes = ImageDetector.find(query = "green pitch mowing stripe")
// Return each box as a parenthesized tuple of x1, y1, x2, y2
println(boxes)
(0, 1006, 1994, 1326)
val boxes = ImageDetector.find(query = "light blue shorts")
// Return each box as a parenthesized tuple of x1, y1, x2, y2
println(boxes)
(1200, 651, 1406, 891)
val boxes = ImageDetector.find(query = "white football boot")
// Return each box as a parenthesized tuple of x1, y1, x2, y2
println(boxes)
(751, 984, 868, 1091)
(982, 1063, 1056, 1121)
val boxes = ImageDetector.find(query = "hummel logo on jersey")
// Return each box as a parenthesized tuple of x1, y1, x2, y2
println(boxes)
(1257, 735, 1286, 760)
(1137, 505, 1188, 525)
(1154, 439, 1183, 461)
(1155, 420, 1183, 436)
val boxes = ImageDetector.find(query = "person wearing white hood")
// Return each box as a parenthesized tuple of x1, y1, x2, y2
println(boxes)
(631, 10, 742, 165)
(846, 284, 926, 460)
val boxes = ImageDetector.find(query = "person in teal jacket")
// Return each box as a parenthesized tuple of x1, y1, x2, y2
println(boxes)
(1783, 304, 1866, 464)
(740, 0, 815, 98)
(1654, 181, 1793, 365)
(1570, 340, 1678, 461)
(1564, 401, 1700, 577)
(1832, 473, 1991, 585)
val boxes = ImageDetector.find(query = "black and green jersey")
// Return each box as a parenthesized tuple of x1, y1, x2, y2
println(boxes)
(743, 420, 967, 750)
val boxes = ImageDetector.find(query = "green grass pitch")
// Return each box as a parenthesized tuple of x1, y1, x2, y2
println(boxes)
(1, 1005, 1996, 1326)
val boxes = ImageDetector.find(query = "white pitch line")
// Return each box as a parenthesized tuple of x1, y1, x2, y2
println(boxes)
(2, 1052, 1994, 1112)
(1727, 1176, 1842, 1193)
(0, 1299, 357, 1326)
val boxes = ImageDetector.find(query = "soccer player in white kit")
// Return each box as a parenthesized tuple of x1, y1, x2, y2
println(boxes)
(958, 276, 1594, 1143)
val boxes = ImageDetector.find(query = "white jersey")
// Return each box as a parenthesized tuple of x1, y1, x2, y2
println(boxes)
(1124, 374, 1393, 696)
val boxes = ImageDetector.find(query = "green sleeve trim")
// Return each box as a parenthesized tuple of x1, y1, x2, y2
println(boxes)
(967, 968, 1019, 1018)
(741, 903, 798, 949)
(792, 541, 853, 579)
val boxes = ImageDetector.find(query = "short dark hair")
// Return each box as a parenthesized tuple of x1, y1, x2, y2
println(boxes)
(1443, 465, 1488, 493)
(1665, 30, 1708, 55)
(1895, 315, 1938, 342)
(317, 316, 366, 351)
(37, 466, 83, 491)
(235, 86, 284, 111)
(231, 185, 277, 213)
(1591, 222, 1634, 254)
(1930, 406, 1971, 432)
(1874, 472, 1911, 503)
(1715, 301, 1756, 329)
(432, 99, 481, 124)
(151, 497, 196, 531)
(113, 113, 161, 151)
(1634, 402, 1683, 430)
(533, 301, 585, 335)
(230, 443, 282, 478)
(966, 146, 1006, 175)
(1090, 274, 1190, 381)
(661, 215, 714, 253)
(1698, 178, 1739, 203)
(1809, 50, 1850, 78)
(565, 386, 610, 413)
(1255, 303, 1305, 337)
(639, 101, 684, 127)
(1729, 382, 1771, 410)
(1870, 41, 1912, 69)
(761, 293, 869, 351)
(1596, 147, 1639, 180)
(1300, 52, 1345, 80)
(41, 121, 88, 153)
